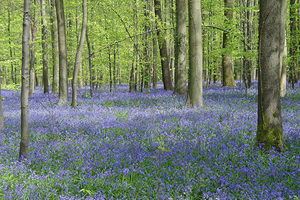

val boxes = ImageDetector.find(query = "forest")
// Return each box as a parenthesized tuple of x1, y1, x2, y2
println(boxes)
(0, 0, 299, 199)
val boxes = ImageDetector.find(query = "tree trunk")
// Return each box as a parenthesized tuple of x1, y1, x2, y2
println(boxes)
(56, 0, 68, 104)
(280, 30, 287, 97)
(257, 0, 285, 151)
(50, 0, 59, 94)
(0, 82, 4, 130)
(41, 0, 49, 93)
(186, 0, 203, 108)
(29, 0, 38, 97)
(72, 0, 87, 109)
(222, 0, 236, 87)
(289, 0, 297, 89)
(143, 0, 151, 90)
(174, 0, 187, 95)
(19, 0, 31, 160)
(154, 0, 173, 90)
(152, 0, 158, 89)
(86, 26, 94, 97)
(8, 7, 14, 85)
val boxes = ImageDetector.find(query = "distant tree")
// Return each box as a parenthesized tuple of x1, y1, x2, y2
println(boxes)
(174, 0, 187, 95)
(257, 0, 285, 151)
(154, 0, 173, 90)
(50, 0, 59, 94)
(72, 0, 87, 108)
(56, 0, 68, 104)
(41, 0, 49, 93)
(289, 0, 298, 89)
(222, 0, 236, 87)
(19, 0, 31, 160)
(186, 0, 203, 108)
(0, 82, 4, 130)
(29, 0, 38, 97)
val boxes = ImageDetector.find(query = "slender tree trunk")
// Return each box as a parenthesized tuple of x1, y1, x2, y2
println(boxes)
(86, 26, 94, 97)
(8, 7, 14, 85)
(152, 0, 158, 89)
(50, 0, 59, 94)
(109, 48, 112, 92)
(289, 0, 297, 89)
(257, 0, 285, 151)
(29, 0, 38, 97)
(143, 0, 151, 89)
(186, 0, 203, 108)
(41, 0, 49, 93)
(174, 0, 187, 94)
(56, 0, 68, 104)
(154, 0, 173, 90)
(222, 0, 236, 87)
(113, 45, 117, 89)
(72, 0, 87, 108)
(0, 82, 4, 130)
(19, 0, 31, 160)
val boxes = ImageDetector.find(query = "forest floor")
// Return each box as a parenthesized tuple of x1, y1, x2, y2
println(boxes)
(0, 82, 299, 199)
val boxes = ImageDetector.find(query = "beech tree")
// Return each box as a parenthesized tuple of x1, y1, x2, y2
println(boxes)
(257, 0, 285, 151)
(41, 0, 49, 93)
(19, 0, 31, 160)
(56, 0, 68, 104)
(222, 0, 236, 87)
(174, 0, 187, 95)
(72, 0, 87, 108)
(186, 0, 203, 108)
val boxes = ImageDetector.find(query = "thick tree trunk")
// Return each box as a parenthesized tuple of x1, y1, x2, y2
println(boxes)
(50, 0, 59, 94)
(29, 0, 38, 97)
(72, 0, 87, 108)
(186, 0, 203, 108)
(280, 30, 287, 97)
(19, 0, 31, 160)
(257, 0, 285, 151)
(154, 0, 173, 90)
(41, 0, 49, 93)
(56, 0, 68, 104)
(174, 0, 187, 95)
(222, 0, 236, 87)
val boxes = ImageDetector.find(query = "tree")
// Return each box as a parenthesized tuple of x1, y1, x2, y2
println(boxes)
(19, 0, 31, 160)
(0, 82, 3, 130)
(174, 0, 187, 95)
(222, 0, 236, 87)
(72, 0, 87, 108)
(289, 0, 298, 89)
(29, 0, 38, 97)
(56, 0, 68, 104)
(50, 0, 59, 94)
(257, 0, 285, 151)
(41, 0, 49, 93)
(154, 0, 173, 90)
(186, 0, 203, 108)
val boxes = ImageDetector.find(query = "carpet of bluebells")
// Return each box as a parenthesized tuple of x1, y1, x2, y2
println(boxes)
(0, 82, 299, 200)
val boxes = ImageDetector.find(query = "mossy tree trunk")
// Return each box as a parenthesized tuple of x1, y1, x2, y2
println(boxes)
(257, 0, 285, 151)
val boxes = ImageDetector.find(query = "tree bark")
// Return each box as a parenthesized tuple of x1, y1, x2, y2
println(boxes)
(50, 0, 59, 94)
(29, 0, 38, 97)
(222, 0, 236, 87)
(174, 0, 187, 95)
(72, 0, 87, 108)
(289, 0, 297, 89)
(56, 0, 68, 104)
(19, 0, 31, 160)
(257, 0, 284, 151)
(41, 0, 49, 93)
(154, 0, 173, 90)
(86, 25, 94, 97)
(186, 0, 203, 108)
